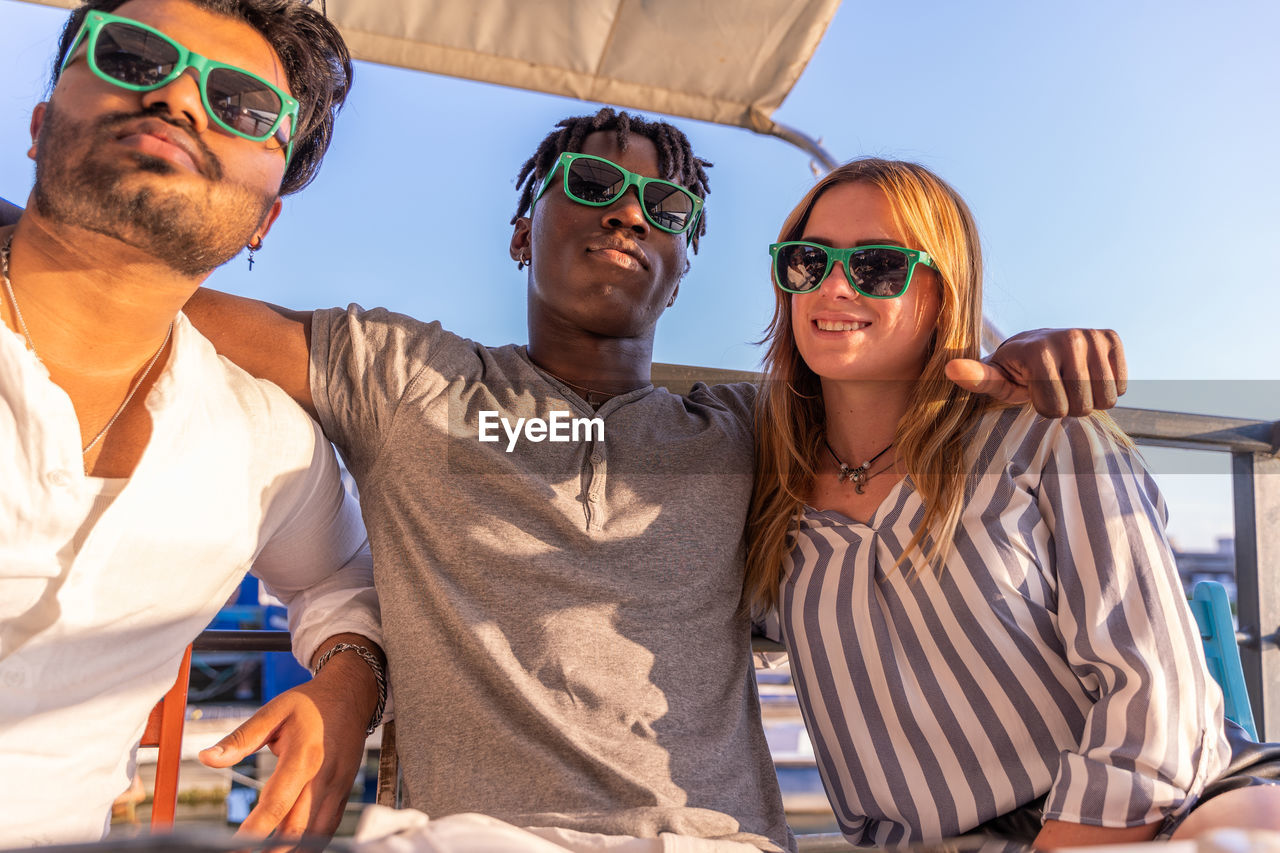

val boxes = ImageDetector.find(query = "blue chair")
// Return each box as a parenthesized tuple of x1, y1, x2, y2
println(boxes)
(1190, 581, 1258, 740)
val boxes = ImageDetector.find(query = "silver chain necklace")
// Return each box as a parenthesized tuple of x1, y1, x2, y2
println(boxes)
(1, 234, 173, 456)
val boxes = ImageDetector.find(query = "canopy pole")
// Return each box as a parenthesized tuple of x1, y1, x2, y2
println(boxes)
(764, 120, 839, 174)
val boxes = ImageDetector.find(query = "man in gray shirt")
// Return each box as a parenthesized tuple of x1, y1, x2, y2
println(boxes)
(185, 109, 1124, 852)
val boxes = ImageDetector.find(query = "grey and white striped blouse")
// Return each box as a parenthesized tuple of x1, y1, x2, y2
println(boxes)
(774, 406, 1232, 846)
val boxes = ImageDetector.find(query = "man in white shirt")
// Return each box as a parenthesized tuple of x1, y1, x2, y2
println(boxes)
(0, 0, 384, 845)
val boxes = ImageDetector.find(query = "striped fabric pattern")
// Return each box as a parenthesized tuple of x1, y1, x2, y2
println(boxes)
(776, 407, 1232, 846)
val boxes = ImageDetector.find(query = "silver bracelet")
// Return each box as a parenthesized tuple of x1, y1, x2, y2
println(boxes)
(310, 642, 387, 735)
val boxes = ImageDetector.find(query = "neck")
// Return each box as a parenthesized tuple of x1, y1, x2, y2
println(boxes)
(2, 215, 199, 377)
(527, 319, 654, 399)
(820, 377, 915, 461)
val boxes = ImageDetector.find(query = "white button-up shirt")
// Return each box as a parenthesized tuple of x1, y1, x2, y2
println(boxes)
(0, 313, 381, 846)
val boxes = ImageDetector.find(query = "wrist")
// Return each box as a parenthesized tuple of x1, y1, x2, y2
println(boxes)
(310, 638, 386, 735)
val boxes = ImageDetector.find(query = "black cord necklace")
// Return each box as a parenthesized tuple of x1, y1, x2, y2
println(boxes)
(824, 438, 895, 494)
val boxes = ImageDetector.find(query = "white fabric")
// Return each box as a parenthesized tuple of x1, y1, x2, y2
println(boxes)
(70, 476, 126, 553)
(0, 313, 381, 847)
(354, 806, 764, 853)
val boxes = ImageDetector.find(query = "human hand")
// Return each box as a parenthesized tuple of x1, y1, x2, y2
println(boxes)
(198, 650, 378, 844)
(946, 327, 1126, 417)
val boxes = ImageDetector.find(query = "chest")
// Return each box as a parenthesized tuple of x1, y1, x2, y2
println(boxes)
(806, 466, 906, 525)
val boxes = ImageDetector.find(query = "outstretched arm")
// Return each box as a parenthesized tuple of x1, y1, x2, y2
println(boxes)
(946, 327, 1126, 417)
(184, 288, 316, 418)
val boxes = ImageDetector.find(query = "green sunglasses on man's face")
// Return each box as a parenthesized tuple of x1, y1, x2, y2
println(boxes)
(61, 10, 299, 163)
(534, 152, 704, 239)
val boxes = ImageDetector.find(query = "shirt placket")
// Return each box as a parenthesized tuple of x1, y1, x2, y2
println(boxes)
(582, 437, 606, 531)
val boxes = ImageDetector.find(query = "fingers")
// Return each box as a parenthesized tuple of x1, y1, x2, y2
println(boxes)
(237, 759, 351, 849)
(944, 358, 1024, 403)
(1051, 328, 1125, 417)
(1106, 328, 1127, 397)
(1085, 332, 1118, 412)
(235, 740, 319, 839)
(983, 327, 1127, 418)
(1027, 345, 1074, 418)
(310, 786, 352, 841)
(199, 706, 282, 768)
(267, 783, 314, 853)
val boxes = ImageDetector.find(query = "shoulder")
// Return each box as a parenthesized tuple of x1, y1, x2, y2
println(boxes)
(685, 380, 758, 423)
(170, 318, 319, 447)
(215, 351, 322, 451)
(968, 405, 1141, 482)
(311, 303, 464, 352)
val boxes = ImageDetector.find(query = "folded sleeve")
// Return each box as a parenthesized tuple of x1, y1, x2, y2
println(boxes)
(1037, 416, 1229, 828)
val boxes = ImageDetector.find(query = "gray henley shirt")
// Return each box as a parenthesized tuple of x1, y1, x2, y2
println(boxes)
(310, 305, 792, 852)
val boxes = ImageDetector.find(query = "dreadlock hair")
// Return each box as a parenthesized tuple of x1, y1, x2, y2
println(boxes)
(51, 0, 352, 196)
(511, 107, 712, 253)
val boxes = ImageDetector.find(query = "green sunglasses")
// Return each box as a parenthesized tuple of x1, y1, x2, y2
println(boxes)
(534, 152, 704, 238)
(62, 11, 299, 162)
(769, 241, 937, 298)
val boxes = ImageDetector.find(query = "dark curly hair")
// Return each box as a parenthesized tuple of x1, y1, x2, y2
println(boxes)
(50, 0, 351, 195)
(512, 107, 712, 253)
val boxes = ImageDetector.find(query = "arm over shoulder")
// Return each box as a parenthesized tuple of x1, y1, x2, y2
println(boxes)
(184, 288, 315, 417)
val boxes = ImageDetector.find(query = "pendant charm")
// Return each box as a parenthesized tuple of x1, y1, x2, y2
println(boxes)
(836, 461, 869, 493)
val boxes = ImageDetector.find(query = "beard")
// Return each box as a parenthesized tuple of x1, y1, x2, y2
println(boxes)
(32, 102, 278, 277)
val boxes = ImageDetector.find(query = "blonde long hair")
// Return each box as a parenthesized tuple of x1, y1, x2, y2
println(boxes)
(744, 159, 992, 617)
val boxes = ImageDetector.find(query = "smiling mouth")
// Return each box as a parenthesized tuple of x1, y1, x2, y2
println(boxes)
(815, 319, 870, 332)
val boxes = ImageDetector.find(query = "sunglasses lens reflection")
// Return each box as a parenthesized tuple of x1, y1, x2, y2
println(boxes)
(641, 182, 694, 231)
(566, 158, 626, 204)
(206, 68, 284, 138)
(96, 22, 179, 86)
(850, 248, 909, 297)
(777, 244, 829, 292)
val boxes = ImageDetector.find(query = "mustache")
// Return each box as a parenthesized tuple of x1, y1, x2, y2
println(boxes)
(96, 107, 223, 181)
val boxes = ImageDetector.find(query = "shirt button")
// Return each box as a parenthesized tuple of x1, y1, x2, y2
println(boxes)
(46, 469, 73, 488)
(590, 452, 604, 464)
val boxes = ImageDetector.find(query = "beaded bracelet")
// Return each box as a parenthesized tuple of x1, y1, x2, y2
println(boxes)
(310, 642, 387, 735)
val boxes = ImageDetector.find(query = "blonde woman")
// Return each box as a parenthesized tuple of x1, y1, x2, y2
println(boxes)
(745, 159, 1279, 848)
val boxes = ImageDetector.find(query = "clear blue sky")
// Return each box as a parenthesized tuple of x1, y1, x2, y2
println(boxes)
(1, 0, 1277, 549)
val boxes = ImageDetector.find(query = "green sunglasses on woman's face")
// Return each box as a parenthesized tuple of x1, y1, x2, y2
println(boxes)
(61, 10, 299, 163)
(534, 152, 704, 239)
(770, 241, 936, 298)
